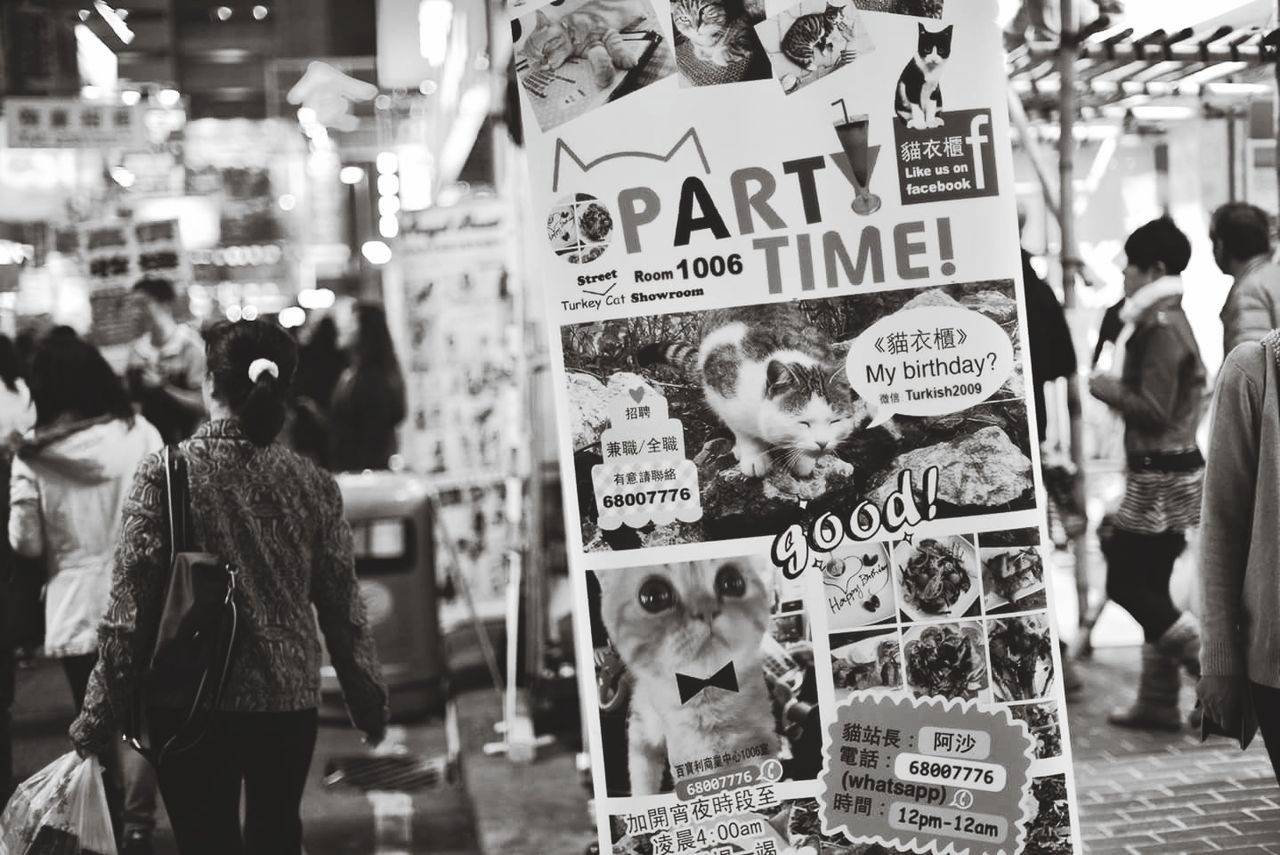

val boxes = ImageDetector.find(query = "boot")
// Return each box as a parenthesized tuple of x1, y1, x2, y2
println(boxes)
(1108, 644, 1183, 731)
(1156, 612, 1201, 679)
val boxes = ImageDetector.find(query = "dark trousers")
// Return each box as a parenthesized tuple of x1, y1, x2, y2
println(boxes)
(1102, 527, 1187, 642)
(149, 707, 318, 855)
(1252, 683, 1280, 788)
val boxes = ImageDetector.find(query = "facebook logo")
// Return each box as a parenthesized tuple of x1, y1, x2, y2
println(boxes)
(895, 108, 1000, 205)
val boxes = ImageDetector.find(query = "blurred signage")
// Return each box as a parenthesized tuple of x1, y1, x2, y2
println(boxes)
(74, 217, 188, 290)
(5, 97, 145, 149)
(190, 244, 284, 268)
(376, 0, 454, 89)
(400, 201, 510, 255)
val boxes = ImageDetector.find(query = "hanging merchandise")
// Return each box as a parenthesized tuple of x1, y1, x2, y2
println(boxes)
(506, 0, 1081, 853)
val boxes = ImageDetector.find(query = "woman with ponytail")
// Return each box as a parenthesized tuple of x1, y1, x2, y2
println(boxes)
(70, 320, 388, 854)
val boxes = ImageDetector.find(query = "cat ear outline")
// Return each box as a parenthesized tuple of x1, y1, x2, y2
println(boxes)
(765, 360, 797, 396)
(535, 9, 551, 27)
(940, 24, 954, 38)
(918, 22, 927, 35)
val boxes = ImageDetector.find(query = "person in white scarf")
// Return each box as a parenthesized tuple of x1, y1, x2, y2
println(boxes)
(1088, 216, 1208, 732)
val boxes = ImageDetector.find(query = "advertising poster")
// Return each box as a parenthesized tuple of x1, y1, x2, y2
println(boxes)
(507, 0, 1080, 852)
(395, 199, 521, 629)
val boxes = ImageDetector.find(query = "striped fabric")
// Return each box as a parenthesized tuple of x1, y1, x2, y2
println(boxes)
(1113, 468, 1203, 535)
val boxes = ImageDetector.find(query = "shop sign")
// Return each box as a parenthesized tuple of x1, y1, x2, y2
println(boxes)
(506, 2, 1081, 854)
(4, 97, 145, 149)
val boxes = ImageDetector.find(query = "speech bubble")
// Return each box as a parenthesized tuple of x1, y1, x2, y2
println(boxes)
(847, 306, 1015, 426)
(950, 789, 975, 810)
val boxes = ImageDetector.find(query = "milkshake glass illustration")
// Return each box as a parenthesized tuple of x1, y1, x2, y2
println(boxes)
(832, 101, 881, 215)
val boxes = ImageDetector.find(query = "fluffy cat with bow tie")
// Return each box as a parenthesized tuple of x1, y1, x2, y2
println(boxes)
(599, 560, 781, 795)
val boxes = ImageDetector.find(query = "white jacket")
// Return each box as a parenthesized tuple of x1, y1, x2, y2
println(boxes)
(10, 416, 163, 657)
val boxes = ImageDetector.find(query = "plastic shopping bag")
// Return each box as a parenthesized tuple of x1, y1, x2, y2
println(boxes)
(0, 751, 117, 855)
(1169, 525, 1203, 620)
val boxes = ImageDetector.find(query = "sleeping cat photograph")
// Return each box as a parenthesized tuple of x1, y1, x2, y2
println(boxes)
(562, 281, 1036, 551)
(512, 0, 675, 131)
(755, 0, 873, 94)
(589, 558, 821, 797)
(670, 0, 773, 87)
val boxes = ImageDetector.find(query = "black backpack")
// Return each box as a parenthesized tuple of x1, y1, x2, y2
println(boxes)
(125, 445, 240, 766)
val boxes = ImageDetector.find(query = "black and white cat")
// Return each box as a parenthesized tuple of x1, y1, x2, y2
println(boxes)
(894, 24, 953, 130)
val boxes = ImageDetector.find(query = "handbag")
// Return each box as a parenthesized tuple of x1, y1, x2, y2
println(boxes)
(124, 445, 240, 765)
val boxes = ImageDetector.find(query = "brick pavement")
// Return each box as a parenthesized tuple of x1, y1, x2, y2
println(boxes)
(1068, 646, 1279, 854)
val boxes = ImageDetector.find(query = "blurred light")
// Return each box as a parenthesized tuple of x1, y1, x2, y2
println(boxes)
(419, 0, 453, 66)
(377, 174, 399, 196)
(120, 89, 141, 106)
(277, 194, 296, 211)
(226, 305, 243, 321)
(297, 288, 336, 310)
(376, 152, 398, 175)
(361, 240, 392, 265)
(81, 85, 103, 100)
(79, 9, 91, 21)
(379, 216, 400, 238)
(253, 4, 269, 19)
(374, 94, 392, 110)
(418, 79, 438, 96)
(474, 54, 490, 71)
(296, 106, 316, 125)
(216, 6, 232, 21)
(1128, 104, 1197, 122)
(279, 306, 306, 328)
(338, 166, 365, 185)
(156, 88, 181, 108)
(116, 7, 128, 18)
(242, 305, 259, 321)
(378, 196, 401, 216)
(109, 166, 135, 188)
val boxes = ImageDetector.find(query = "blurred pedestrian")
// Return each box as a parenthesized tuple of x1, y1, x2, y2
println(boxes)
(1211, 202, 1280, 354)
(126, 278, 206, 444)
(0, 334, 33, 803)
(11, 331, 162, 852)
(1088, 216, 1207, 731)
(286, 315, 347, 467)
(330, 302, 406, 471)
(295, 315, 346, 412)
(69, 320, 389, 855)
(1198, 328, 1280, 781)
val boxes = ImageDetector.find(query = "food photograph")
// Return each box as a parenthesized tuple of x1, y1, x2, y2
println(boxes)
(829, 628, 903, 701)
(987, 614, 1056, 703)
(981, 545, 1047, 615)
(821, 542, 896, 631)
(901, 621, 989, 701)
(893, 535, 981, 622)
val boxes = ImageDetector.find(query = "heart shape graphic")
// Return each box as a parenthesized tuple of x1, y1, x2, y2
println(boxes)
(629, 387, 645, 403)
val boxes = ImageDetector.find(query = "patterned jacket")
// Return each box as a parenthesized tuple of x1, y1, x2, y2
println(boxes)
(70, 419, 388, 752)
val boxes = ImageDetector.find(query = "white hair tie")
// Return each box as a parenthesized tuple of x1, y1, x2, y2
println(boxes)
(247, 358, 279, 383)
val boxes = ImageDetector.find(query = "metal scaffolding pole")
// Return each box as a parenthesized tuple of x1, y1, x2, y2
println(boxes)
(1057, 0, 1092, 642)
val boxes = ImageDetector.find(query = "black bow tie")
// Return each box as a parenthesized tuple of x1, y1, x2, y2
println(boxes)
(676, 662, 739, 704)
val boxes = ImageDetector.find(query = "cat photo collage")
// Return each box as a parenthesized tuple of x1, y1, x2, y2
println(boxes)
(562, 280, 1035, 553)
(823, 526, 1063, 763)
